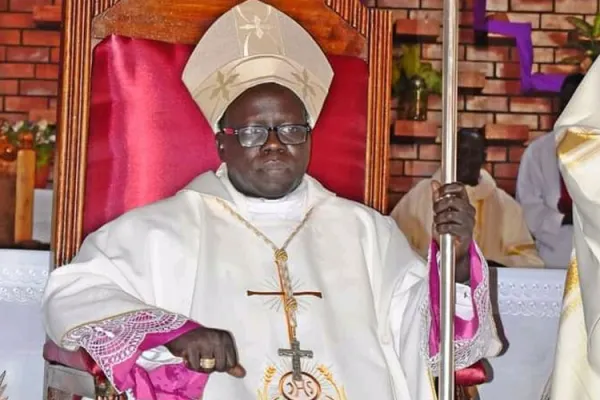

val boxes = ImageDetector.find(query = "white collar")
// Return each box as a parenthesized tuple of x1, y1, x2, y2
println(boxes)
(216, 164, 308, 222)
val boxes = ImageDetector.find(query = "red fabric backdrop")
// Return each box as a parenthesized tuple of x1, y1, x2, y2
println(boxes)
(84, 35, 369, 236)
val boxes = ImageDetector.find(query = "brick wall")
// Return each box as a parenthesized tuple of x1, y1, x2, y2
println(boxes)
(0, 0, 61, 123)
(382, 0, 600, 211)
(1, 0, 597, 211)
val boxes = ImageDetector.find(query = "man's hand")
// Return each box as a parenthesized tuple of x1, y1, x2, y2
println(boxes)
(165, 327, 246, 377)
(431, 181, 475, 282)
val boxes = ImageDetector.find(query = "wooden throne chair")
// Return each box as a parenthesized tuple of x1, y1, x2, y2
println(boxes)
(43, 0, 392, 398)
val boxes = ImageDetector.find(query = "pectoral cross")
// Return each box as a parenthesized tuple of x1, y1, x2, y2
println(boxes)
(278, 339, 313, 382)
(247, 290, 322, 298)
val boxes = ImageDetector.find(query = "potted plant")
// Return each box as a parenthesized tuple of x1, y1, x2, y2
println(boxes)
(392, 44, 442, 121)
(0, 119, 56, 188)
(560, 15, 600, 73)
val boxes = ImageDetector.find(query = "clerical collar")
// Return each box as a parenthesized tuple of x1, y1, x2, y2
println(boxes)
(215, 164, 308, 222)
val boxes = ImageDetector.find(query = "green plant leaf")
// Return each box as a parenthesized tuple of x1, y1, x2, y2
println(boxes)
(421, 69, 443, 95)
(419, 62, 433, 73)
(400, 44, 420, 79)
(593, 14, 600, 38)
(566, 16, 594, 38)
(391, 59, 401, 97)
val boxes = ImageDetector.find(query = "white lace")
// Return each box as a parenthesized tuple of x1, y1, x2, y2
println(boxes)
(62, 309, 188, 382)
(420, 244, 496, 375)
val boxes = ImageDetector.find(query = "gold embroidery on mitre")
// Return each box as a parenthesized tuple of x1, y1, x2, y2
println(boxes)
(258, 363, 347, 400)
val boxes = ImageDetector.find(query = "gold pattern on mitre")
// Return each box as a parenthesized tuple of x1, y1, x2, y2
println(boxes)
(554, 57, 600, 168)
(182, 0, 334, 132)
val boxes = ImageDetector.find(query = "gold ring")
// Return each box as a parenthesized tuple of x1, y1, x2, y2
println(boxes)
(199, 358, 216, 369)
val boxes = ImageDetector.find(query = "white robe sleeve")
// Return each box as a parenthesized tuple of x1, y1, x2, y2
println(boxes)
(42, 205, 206, 394)
(516, 138, 564, 249)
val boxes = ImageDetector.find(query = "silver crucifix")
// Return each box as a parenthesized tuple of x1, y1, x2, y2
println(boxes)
(278, 339, 313, 381)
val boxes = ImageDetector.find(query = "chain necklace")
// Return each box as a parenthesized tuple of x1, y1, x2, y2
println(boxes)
(214, 197, 315, 343)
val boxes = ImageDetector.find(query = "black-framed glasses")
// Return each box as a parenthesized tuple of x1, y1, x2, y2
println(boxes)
(221, 124, 311, 148)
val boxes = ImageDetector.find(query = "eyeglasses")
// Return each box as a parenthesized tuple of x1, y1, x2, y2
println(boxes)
(221, 124, 311, 148)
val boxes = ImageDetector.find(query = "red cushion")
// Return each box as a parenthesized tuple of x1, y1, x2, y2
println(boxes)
(43, 340, 103, 376)
(84, 35, 368, 236)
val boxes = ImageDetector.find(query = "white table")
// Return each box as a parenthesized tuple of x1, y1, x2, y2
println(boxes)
(0, 249, 50, 400)
(479, 268, 566, 400)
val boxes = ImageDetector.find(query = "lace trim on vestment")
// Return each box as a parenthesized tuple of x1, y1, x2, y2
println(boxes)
(420, 244, 495, 375)
(62, 309, 188, 382)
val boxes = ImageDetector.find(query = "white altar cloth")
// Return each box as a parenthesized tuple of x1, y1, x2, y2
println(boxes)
(479, 268, 566, 400)
(0, 249, 50, 400)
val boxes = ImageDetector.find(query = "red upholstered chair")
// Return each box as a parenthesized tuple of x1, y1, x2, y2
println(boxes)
(44, 1, 392, 398)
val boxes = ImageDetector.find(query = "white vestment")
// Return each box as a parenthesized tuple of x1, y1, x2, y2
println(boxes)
(547, 58, 600, 399)
(43, 166, 500, 399)
(516, 132, 573, 268)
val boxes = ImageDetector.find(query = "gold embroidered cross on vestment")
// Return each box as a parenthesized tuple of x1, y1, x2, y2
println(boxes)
(215, 197, 321, 382)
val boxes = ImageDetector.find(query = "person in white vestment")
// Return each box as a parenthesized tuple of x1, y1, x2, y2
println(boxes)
(545, 59, 600, 399)
(516, 73, 584, 268)
(42, 1, 501, 399)
(391, 128, 543, 269)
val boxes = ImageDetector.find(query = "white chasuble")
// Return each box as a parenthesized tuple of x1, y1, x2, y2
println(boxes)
(43, 166, 500, 400)
(548, 58, 600, 399)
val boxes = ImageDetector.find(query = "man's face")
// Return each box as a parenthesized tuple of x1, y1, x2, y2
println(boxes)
(456, 131, 485, 186)
(216, 83, 311, 199)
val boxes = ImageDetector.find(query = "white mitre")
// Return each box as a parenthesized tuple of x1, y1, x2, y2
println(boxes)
(182, 0, 334, 132)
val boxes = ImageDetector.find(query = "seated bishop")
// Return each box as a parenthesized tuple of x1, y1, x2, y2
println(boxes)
(391, 128, 544, 269)
(42, 1, 501, 399)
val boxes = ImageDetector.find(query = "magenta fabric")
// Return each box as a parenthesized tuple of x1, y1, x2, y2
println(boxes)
(427, 241, 484, 353)
(427, 241, 489, 386)
(84, 35, 368, 236)
(101, 320, 207, 397)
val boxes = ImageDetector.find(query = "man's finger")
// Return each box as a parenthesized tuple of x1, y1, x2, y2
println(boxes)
(227, 364, 247, 378)
(436, 222, 471, 238)
(431, 180, 442, 203)
(214, 343, 227, 372)
(436, 182, 469, 201)
(433, 210, 474, 227)
(433, 195, 474, 214)
(182, 349, 201, 371)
